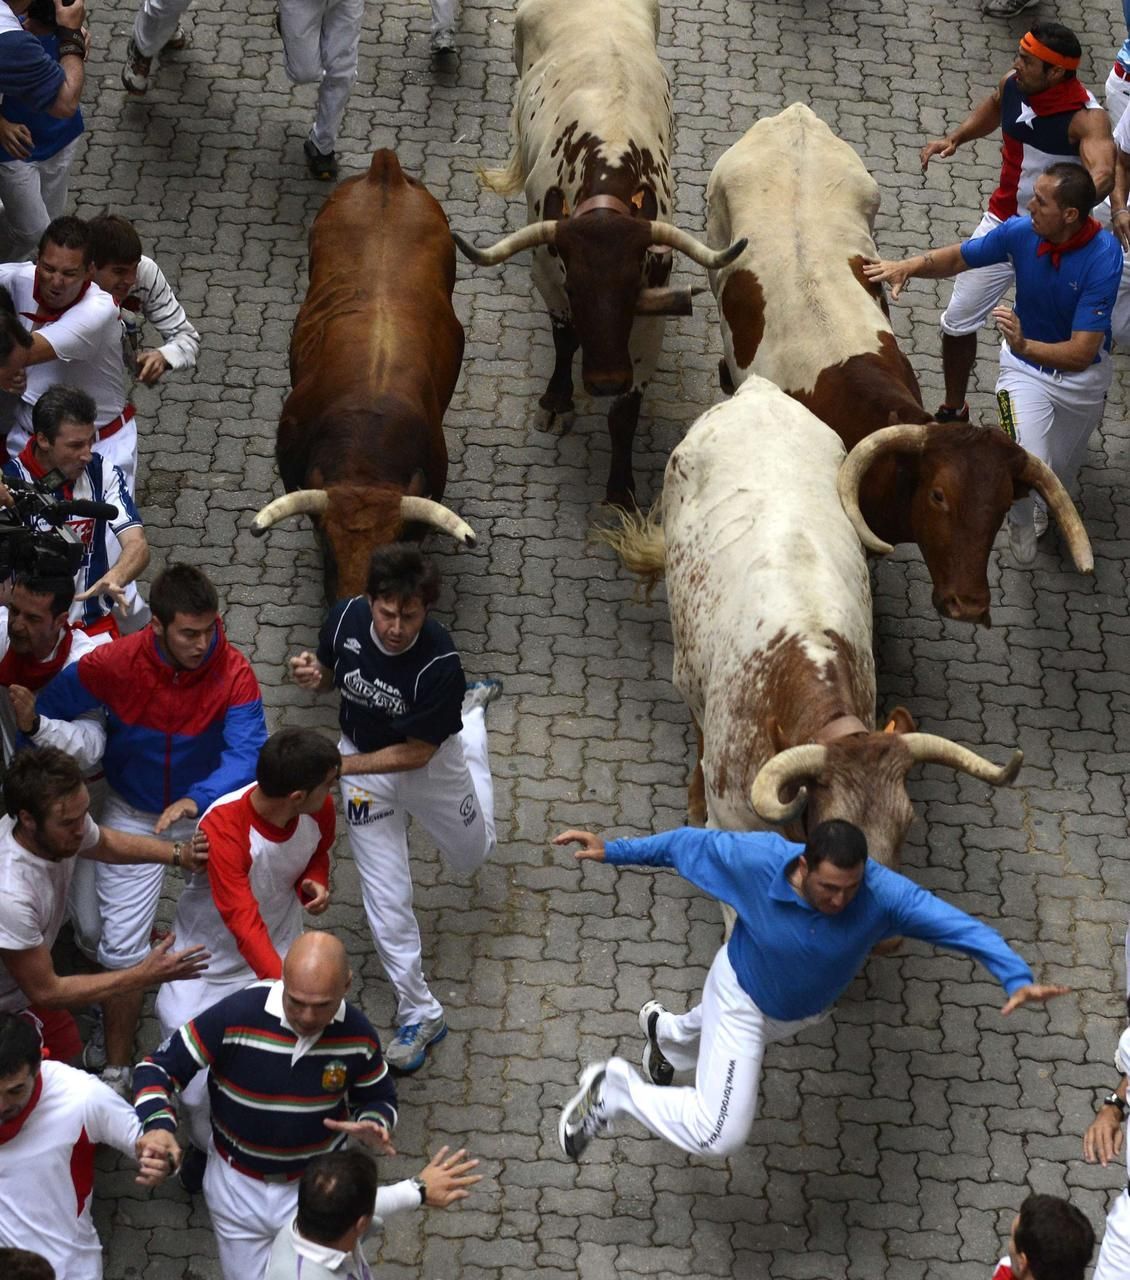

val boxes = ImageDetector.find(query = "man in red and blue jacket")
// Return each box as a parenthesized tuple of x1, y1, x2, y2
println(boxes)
(35, 562, 266, 1092)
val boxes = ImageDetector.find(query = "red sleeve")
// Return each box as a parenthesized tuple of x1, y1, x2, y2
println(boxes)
(300, 796, 335, 891)
(203, 796, 283, 980)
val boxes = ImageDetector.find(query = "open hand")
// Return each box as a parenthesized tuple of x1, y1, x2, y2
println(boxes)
(552, 830, 606, 861)
(418, 1145, 482, 1207)
(141, 934, 210, 984)
(1084, 1106, 1126, 1166)
(323, 1117, 397, 1155)
(999, 982, 1070, 1015)
(919, 137, 957, 170)
(155, 797, 199, 834)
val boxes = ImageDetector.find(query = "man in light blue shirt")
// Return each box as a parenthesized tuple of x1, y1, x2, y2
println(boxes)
(554, 820, 1067, 1162)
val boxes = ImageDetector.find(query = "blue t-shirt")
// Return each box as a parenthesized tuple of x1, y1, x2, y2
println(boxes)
(0, 25, 64, 115)
(604, 828, 1034, 1021)
(1, 31, 83, 163)
(961, 215, 1122, 365)
(1117, 0, 1130, 74)
(316, 597, 464, 753)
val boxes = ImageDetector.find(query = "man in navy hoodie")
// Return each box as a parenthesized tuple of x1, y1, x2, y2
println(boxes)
(36, 562, 266, 1093)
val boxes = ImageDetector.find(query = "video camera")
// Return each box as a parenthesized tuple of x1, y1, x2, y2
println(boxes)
(25, 0, 77, 30)
(0, 472, 117, 581)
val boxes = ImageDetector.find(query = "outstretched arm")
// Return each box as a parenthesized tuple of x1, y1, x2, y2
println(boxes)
(920, 83, 1004, 170)
(863, 245, 969, 300)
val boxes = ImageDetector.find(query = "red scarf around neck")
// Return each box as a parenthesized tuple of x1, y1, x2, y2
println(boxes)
(21, 272, 93, 326)
(0, 1072, 43, 1145)
(1025, 76, 1092, 117)
(0, 627, 74, 692)
(1036, 215, 1101, 268)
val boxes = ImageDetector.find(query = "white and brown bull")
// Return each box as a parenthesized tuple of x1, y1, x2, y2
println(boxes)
(453, 0, 744, 507)
(705, 103, 1092, 626)
(249, 150, 474, 600)
(605, 375, 1021, 868)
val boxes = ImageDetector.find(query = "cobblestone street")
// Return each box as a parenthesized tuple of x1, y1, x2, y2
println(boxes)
(66, 0, 1130, 1275)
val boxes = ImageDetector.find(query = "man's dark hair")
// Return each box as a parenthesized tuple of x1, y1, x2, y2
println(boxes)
(39, 216, 93, 266)
(1014, 1193, 1095, 1280)
(13, 573, 76, 620)
(31, 384, 96, 446)
(365, 543, 440, 607)
(88, 213, 143, 269)
(3, 747, 83, 825)
(0, 286, 32, 365)
(0, 1013, 43, 1081)
(1044, 162, 1097, 219)
(150, 563, 219, 626)
(256, 729, 341, 798)
(804, 819, 868, 870)
(0, 1249, 55, 1280)
(1028, 21, 1081, 74)
(296, 1149, 379, 1245)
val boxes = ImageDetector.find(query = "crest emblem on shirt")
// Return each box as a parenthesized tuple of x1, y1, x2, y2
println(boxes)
(322, 1060, 348, 1092)
(343, 637, 361, 653)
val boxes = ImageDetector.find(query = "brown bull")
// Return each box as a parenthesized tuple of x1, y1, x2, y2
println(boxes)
(250, 150, 474, 599)
(706, 104, 1091, 626)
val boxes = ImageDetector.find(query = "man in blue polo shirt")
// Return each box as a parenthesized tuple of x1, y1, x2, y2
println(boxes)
(865, 161, 1122, 566)
(553, 820, 1067, 1162)
(0, 0, 85, 122)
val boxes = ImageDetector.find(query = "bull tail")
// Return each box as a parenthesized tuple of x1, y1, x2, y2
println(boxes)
(591, 503, 666, 598)
(479, 146, 525, 196)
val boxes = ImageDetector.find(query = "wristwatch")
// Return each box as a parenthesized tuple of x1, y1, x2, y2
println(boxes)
(410, 1176, 427, 1205)
(1101, 1092, 1127, 1115)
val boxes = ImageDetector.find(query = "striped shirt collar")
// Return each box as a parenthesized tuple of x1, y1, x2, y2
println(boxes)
(263, 980, 348, 1065)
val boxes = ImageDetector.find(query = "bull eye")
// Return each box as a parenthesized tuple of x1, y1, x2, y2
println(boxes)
(930, 487, 945, 506)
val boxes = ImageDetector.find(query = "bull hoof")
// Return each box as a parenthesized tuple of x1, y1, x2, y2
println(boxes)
(534, 404, 575, 435)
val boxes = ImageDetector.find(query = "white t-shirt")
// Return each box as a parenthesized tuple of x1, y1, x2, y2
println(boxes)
(0, 1058, 140, 1280)
(1116, 1026, 1130, 1176)
(0, 263, 124, 430)
(0, 812, 99, 1011)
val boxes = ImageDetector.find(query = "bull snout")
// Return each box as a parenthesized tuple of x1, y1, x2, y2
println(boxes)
(934, 590, 992, 627)
(583, 369, 634, 397)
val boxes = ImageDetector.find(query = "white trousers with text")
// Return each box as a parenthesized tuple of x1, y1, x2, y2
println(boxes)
(279, 0, 364, 155)
(341, 707, 495, 1026)
(0, 139, 82, 262)
(1094, 1187, 1130, 1280)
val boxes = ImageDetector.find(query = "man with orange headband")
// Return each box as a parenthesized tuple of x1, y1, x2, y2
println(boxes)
(918, 22, 1117, 456)
(865, 162, 1122, 567)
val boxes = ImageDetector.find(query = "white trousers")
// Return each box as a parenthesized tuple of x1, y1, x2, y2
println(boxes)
(0, 138, 82, 263)
(1094, 1187, 1130, 1280)
(204, 1140, 298, 1280)
(279, 0, 365, 155)
(431, 0, 457, 34)
(72, 791, 194, 969)
(342, 707, 495, 1025)
(1107, 66, 1130, 128)
(601, 947, 826, 1157)
(995, 347, 1109, 528)
(156, 974, 253, 1150)
(131, 0, 192, 57)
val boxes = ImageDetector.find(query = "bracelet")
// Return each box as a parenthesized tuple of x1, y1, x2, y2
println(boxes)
(56, 36, 86, 60)
(171, 843, 181, 868)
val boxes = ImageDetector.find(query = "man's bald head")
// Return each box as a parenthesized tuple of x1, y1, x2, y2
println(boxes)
(281, 933, 352, 1037)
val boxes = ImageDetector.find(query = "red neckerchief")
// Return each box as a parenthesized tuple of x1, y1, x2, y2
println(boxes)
(1037, 215, 1102, 269)
(0, 1072, 43, 1144)
(0, 626, 75, 692)
(20, 271, 93, 326)
(1024, 76, 1092, 117)
(17, 439, 74, 499)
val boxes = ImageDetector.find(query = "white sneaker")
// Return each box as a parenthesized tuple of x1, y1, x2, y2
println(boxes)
(462, 678, 503, 716)
(384, 1017, 447, 1072)
(1009, 519, 1037, 566)
(1033, 503, 1049, 539)
(638, 1001, 674, 1086)
(100, 1066, 133, 1100)
(81, 1014, 107, 1073)
(431, 28, 456, 54)
(559, 1063, 611, 1160)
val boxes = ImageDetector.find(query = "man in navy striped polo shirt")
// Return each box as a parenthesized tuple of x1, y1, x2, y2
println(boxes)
(133, 933, 401, 1280)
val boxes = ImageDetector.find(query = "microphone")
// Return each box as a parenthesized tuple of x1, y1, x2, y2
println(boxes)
(43, 500, 120, 523)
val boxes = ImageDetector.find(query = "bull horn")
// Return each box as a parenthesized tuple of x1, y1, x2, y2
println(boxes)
(635, 285, 699, 316)
(399, 496, 477, 548)
(250, 490, 329, 536)
(1018, 452, 1093, 574)
(647, 223, 748, 270)
(452, 222, 557, 267)
(836, 423, 936, 555)
(750, 744, 828, 823)
(902, 734, 1023, 785)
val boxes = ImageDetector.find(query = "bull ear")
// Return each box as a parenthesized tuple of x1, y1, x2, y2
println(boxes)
(882, 706, 916, 734)
(543, 187, 568, 220)
(767, 716, 788, 753)
(632, 186, 659, 219)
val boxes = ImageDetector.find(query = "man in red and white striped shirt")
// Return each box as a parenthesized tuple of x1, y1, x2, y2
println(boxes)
(0, 1012, 173, 1280)
(154, 727, 340, 1188)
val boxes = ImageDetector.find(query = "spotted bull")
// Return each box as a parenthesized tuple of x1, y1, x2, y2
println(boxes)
(705, 103, 1092, 625)
(603, 375, 1021, 867)
(453, 0, 745, 506)
(249, 150, 474, 599)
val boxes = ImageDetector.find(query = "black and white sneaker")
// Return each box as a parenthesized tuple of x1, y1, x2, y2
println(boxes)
(638, 1000, 674, 1086)
(558, 1063, 610, 1160)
